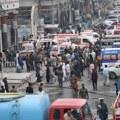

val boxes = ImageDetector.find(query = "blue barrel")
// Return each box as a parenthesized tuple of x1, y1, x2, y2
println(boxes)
(0, 93, 50, 120)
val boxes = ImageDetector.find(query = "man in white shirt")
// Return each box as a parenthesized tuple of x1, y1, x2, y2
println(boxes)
(37, 82, 45, 95)
(66, 61, 71, 82)
(103, 65, 109, 86)
(64, 110, 75, 120)
(91, 50, 96, 60)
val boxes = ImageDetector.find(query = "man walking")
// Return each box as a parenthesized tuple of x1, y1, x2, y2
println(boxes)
(26, 83, 34, 94)
(97, 98, 108, 120)
(79, 84, 89, 99)
(25, 55, 31, 72)
(57, 65, 63, 89)
(91, 69, 98, 91)
(103, 65, 109, 86)
(18, 53, 24, 70)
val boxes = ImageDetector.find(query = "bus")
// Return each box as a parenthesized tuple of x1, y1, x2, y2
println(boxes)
(101, 48, 120, 70)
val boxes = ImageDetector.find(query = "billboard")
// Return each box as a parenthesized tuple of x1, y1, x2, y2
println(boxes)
(0, 0, 19, 10)
(18, 28, 32, 42)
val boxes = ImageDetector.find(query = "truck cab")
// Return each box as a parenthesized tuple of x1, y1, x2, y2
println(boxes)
(49, 98, 95, 120)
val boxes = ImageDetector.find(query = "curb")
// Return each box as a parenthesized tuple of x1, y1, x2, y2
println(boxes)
(44, 85, 116, 98)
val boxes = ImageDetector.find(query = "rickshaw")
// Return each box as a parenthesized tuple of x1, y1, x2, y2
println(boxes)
(49, 98, 95, 120)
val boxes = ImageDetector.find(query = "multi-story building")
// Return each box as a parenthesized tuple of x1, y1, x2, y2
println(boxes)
(18, 0, 93, 26)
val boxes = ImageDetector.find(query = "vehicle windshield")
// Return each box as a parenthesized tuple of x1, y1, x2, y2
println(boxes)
(70, 38, 80, 43)
(82, 103, 93, 120)
(64, 109, 82, 120)
(22, 46, 34, 51)
(51, 47, 58, 51)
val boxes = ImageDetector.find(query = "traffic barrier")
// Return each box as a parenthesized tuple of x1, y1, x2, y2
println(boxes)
(4, 62, 16, 67)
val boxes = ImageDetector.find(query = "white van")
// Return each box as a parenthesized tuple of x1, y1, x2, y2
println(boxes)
(105, 24, 120, 35)
(70, 36, 94, 50)
(50, 42, 71, 56)
(21, 41, 34, 58)
(82, 31, 100, 43)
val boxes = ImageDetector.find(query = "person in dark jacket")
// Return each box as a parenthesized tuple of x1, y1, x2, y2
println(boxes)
(97, 98, 108, 120)
(114, 79, 118, 96)
(29, 52, 35, 71)
(26, 83, 34, 94)
(36, 63, 42, 82)
(0, 86, 5, 93)
(57, 65, 63, 88)
(114, 77, 119, 96)
(74, 60, 81, 80)
(46, 65, 50, 84)
(79, 84, 89, 99)
(25, 55, 31, 72)
(3, 77, 9, 92)
(91, 69, 98, 91)
(18, 53, 24, 70)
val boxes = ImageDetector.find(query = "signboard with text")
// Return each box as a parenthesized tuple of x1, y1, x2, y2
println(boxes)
(0, 0, 19, 10)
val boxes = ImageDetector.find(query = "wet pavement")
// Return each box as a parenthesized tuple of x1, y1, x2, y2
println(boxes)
(3, 65, 116, 119)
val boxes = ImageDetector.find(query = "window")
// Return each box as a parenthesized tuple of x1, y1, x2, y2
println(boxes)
(96, 22, 102, 28)
(116, 65, 120, 68)
(111, 54, 117, 60)
(53, 109, 60, 120)
(118, 54, 120, 60)
(64, 109, 82, 120)
(102, 41, 107, 46)
(70, 38, 80, 43)
(83, 39, 90, 44)
(107, 16, 117, 19)
(107, 26, 114, 30)
(104, 55, 110, 60)
(28, 46, 33, 50)
(93, 34, 99, 38)
(82, 103, 92, 120)
(51, 47, 58, 51)
(103, 54, 117, 60)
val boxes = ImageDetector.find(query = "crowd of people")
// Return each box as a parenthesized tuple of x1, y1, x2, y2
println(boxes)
(44, 45, 100, 93)
(0, 36, 111, 95)
(0, 41, 101, 93)
(0, 77, 17, 93)
(0, 39, 111, 120)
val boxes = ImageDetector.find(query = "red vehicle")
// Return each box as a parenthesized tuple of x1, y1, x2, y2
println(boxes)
(49, 98, 95, 120)
(112, 92, 120, 120)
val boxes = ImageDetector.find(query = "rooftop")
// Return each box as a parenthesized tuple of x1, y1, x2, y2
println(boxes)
(50, 98, 87, 109)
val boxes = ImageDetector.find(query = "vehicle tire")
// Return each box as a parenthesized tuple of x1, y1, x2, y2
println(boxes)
(109, 72, 117, 79)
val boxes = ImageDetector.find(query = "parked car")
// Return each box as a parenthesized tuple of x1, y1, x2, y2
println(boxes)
(109, 64, 120, 79)
(93, 20, 113, 32)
